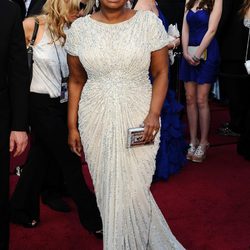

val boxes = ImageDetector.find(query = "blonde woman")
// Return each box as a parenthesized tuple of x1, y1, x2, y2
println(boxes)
(11, 0, 103, 238)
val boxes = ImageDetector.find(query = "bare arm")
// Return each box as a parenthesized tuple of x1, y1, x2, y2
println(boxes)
(168, 37, 180, 50)
(67, 55, 87, 156)
(182, 10, 189, 56)
(194, 0, 222, 59)
(23, 16, 46, 47)
(182, 2, 197, 65)
(135, 1, 179, 50)
(23, 17, 35, 46)
(143, 45, 169, 142)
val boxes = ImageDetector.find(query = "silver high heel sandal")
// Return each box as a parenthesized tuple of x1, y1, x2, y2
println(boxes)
(192, 143, 210, 163)
(186, 140, 199, 160)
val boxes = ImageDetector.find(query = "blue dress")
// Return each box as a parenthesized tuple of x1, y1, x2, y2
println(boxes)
(153, 8, 187, 181)
(180, 9, 220, 84)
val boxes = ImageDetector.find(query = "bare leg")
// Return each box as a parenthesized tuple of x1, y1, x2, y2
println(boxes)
(185, 81, 198, 144)
(197, 83, 211, 145)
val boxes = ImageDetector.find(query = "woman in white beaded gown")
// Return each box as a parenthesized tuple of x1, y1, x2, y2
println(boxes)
(65, 0, 185, 249)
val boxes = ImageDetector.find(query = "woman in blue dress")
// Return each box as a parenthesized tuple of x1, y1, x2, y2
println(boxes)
(133, 0, 187, 180)
(180, 0, 222, 163)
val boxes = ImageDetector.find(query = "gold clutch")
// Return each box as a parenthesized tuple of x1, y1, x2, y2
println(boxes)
(188, 46, 207, 61)
(127, 127, 154, 148)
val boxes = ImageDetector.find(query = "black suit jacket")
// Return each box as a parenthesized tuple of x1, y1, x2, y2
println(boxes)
(12, 0, 46, 20)
(12, 0, 26, 19)
(0, 0, 29, 131)
(27, 0, 46, 17)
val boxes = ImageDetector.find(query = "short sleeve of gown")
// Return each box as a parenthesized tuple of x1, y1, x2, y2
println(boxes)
(146, 11, 171, 52)
(64, 20, 80, 56)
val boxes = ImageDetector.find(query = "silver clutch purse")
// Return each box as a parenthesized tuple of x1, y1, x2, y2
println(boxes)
(127, 127, 154, 148)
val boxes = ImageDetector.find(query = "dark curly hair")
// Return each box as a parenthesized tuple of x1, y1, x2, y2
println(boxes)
(186, 0, 214, 12)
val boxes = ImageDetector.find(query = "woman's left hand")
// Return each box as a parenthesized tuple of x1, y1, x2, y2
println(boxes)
(174, 37, 180, 47)
(169, 37, 180, 50)
(143, 112, 160, 143)
(68, 128, 83, 157)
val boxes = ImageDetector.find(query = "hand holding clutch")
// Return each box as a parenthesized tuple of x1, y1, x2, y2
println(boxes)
(188, 46, 207, 61)
(127, 127, 154, 148)
(127, 112, 160, 148)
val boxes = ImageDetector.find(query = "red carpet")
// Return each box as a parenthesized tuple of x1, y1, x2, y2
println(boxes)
(9, 103, 250, 250)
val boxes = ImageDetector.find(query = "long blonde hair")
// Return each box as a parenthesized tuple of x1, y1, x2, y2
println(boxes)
(42, 0, 94, 44)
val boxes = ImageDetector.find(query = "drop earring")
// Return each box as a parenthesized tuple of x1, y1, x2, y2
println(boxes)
(96, 0, 99, 8)
(126, 0, 132, 9)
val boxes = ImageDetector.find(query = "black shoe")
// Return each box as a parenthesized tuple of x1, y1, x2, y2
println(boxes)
(43, 198, 71, 213)
(217, 127, 240, 137)
(221, 122, 230, 128)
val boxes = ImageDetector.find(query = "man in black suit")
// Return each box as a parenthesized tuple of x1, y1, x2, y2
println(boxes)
(0, 1, 30, 249)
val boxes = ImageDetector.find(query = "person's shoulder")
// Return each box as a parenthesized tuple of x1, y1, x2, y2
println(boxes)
(138, 10, 158, 21)
(71, 15, 90, 30)
(137, 10, 160, 26)
(23, 16, 38, 33)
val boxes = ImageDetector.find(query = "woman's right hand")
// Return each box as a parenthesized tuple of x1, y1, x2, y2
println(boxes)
(183, 53, 200, 66)
(68, 128, 83, 157)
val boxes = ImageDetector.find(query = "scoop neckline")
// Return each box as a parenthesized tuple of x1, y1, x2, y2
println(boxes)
(87, 10, 140, 26)
(190, 9, 206, 14)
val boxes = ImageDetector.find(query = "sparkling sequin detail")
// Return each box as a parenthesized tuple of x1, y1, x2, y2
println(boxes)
(65, 10, 185, 250)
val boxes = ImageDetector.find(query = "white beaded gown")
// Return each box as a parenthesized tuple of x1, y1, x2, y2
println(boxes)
(65, 10, 185, 250)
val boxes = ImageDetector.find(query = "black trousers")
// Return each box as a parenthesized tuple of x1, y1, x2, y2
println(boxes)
(0, 90, 10, 250)
(20, 135, 66, 203)
(40, 148, 71, 203)
(40, 152, 66, 202)
(11, 93, 102, 231)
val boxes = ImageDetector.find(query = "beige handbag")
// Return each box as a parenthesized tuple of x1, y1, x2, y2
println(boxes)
(188, 46, 207, 61)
